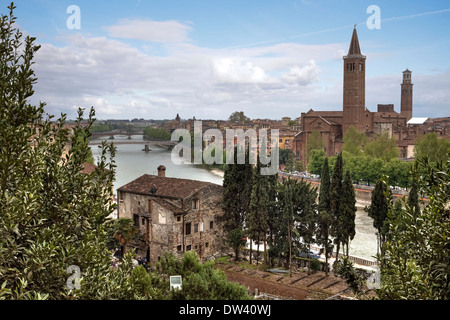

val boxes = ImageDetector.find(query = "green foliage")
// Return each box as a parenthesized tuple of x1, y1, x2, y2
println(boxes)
(329, 153, 344, 259)
(222, 146, 253, 260)
(378, 154, 450, 300)
(89, 123, 113, 133)
(364, 132, 399, 162)
(150, 251, 251, 300)
(305, 131, 324, 161)
(343, 126, 368, 156)
(247, 160, 276, 265)
(340, 171, 357, 256)
(366, 177, 392, 253)
(316, 158, 333, 274)
(105, 218, 139, 253)
(414, 132, 450, 164)
(279, 148, 295, 171)
(270, 177, 317, 273)
(0, 4, 148, 300)
(307, 149, 327, 175)
(310, 258, 322, 273)
(228, 111, 251, 124)
(333, 257, 367, 295)
(268, 179, 295, 268)
(143, 126, 171, 141)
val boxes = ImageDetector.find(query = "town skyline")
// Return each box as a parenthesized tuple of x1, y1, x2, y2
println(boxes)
(17, 0, 450, 120)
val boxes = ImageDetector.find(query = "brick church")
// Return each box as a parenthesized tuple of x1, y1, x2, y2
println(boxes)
(292, 27, 425, 164)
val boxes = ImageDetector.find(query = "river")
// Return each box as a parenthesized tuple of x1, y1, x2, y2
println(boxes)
(90, 134, 378, 261)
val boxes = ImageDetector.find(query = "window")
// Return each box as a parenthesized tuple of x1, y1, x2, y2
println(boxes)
(205, 242, 209, 248)
(141, 218, 146, 226)
(185, 222, 191, 235)
(359, 63, 363, 71)
(210, 221, 214, 229)
(186, 245, 191, 251)
(177, 245, 182, 252)
(192, 199, 199, 210)
(194, 223, 198, 233)
(176, 216, 181, 222)
(148, 199, 152, 213)
(194, 244, 198, 250)
(133, 214, 139, 228)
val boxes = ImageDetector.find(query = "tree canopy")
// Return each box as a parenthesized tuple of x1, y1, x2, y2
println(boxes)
(228, 111, 251, 124)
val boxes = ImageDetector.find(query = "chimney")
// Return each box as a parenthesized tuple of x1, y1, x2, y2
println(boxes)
(157, 165, 166, 177)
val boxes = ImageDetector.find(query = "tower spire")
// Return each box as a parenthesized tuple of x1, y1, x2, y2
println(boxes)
(348, 26, 362, 56)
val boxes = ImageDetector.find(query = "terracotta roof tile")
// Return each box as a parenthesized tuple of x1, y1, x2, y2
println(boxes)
(117, 174, 220, 199)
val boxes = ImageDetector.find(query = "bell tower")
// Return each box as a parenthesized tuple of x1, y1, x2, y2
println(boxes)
(400, 69, 413, 122)
(343, 26, 366, 134)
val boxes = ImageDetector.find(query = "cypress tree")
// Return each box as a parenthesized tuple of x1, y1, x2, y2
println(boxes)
(407, 178, 421, 217)
(316, 157, 333, 274)
(248, 160, 271, 266)
(294, 179, 318, 275)
(341, 171, 357, 257)
(330, 152, 344, 263)
(222, 145, 253, 261)
(367, 177, 392, 256)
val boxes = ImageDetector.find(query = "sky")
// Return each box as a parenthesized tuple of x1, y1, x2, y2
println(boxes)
(9, 0, 450, 120)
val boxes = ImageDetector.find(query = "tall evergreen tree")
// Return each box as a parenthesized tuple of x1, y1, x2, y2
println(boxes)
(268, 178, 294, 269)
(330, 152, 344, 263)
(294, 179, 318, 275)
(248, 160, 272, 266)
(222, 145, 253, 261)
(316, 157, 333, 274)
(340, 171, 357, 257)
(367, 177, 392, 257)
(407, 177, 421, 217)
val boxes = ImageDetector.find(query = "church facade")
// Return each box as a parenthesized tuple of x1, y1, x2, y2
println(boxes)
(292, 27, 420, 164)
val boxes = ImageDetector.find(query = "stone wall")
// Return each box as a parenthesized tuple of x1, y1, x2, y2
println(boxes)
(117, 183, 225, 265)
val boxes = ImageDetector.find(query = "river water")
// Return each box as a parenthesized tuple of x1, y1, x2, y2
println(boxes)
(90, 135, 378, 261)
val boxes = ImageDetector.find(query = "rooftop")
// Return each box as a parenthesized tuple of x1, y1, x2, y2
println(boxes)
(117, 173, 221, 199)
(407, 117, 430, 125)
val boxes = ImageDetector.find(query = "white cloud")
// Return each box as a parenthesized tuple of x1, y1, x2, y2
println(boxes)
(210, 58, 273, 84)
(105, 18, 192, 43)
(30, 26, 448, 121)
(282, 60, 320, 85)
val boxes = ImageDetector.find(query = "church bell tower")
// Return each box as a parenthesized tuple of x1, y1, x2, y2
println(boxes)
(400, 69, 413, 122)
(343, 26, 366, 134)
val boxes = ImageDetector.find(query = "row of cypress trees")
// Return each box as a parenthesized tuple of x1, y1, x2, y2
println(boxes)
(222, 150, 358, 275)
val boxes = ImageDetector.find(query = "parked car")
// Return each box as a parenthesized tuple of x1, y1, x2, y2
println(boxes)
(299, 251, 321, 259)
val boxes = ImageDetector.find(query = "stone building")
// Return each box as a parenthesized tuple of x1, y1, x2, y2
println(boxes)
(116, 165, 225, 265)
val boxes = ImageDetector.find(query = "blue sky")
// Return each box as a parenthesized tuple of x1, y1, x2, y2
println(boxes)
(10, 0, 450, 120)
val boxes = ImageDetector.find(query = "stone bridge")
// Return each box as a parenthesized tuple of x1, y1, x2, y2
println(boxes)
(88, 139, 177, 150)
